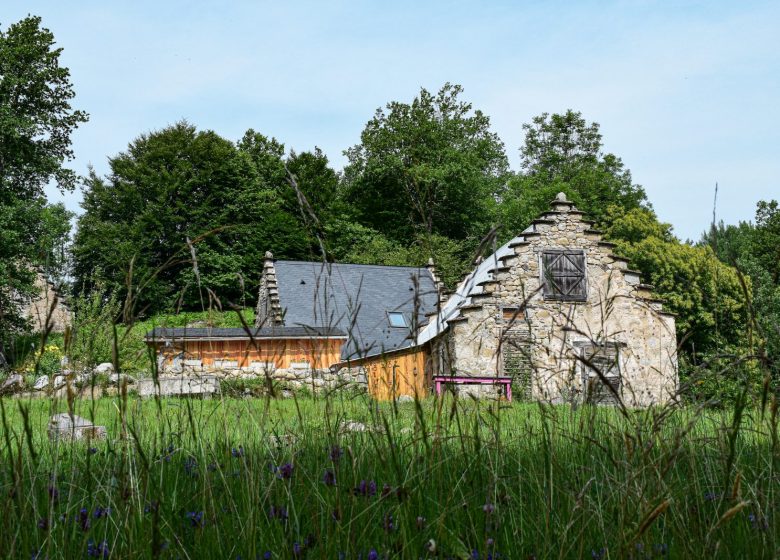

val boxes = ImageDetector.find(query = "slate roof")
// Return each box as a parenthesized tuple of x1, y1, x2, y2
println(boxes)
(271, 261, 439, 360)
(145, 326, 345, 341)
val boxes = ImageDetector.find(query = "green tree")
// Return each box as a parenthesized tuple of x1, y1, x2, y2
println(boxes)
(0, 16, 87, 351)
(343, 83, 509, 244)
(73, 122, 309, 315)
(499, 111, 648, 237)
(605, 206, 749, 356)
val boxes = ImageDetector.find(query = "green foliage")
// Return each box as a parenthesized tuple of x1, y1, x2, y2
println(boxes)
(343, 83, 508, 244)
(69, 281, 122, 370)
(0, 16, 87, 350)
(499, 110, 648, 237)
(73, 123, 315, 315)
(605, 207, 750, 356)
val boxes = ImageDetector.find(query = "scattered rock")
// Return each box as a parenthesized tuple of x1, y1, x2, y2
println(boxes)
(108, 373, 136, 385)
(280, 390, 294, 399)
(0, 373, 24, 394)
(93, 362, 115, 375)
(48, 413, 107, 442)
(268, 433, 298, 448)
(52, 375, 67, 389)
(339, 420, 371, 433)
(33, 375, 50, 391)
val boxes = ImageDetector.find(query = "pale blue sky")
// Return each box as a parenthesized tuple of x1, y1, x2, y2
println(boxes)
(5, 1, 779, 241)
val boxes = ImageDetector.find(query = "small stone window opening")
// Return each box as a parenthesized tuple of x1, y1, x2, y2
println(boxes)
(541, 250, 587, 301)
(580, 343, 621, 405)
(387, 312, 407, 328)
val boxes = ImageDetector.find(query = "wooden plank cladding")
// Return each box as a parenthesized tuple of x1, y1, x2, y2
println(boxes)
(343, 346, 431, 401)
(158, 338, 344, 370)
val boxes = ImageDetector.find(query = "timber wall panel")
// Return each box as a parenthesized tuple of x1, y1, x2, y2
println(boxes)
(358, 347, 431, 401)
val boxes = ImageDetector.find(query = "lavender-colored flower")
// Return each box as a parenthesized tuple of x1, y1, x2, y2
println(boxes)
(47, 486, 59, 503)
(292, 542, 302, 557)
(88, 447, 98, 455)
(30, 549, 48, 560)
(78, 508, 91, 531)
(471, 550, 480, 560)
(37, 518, 49, 530)
(483, 503, 495, 515)
(353, 480, 377, 497)
(186, 511, 204, 528)
(590, 548, 606, 560)
(416, 516, 426, 530)
(268, 505, 288, 521)
(263, 552, 271, 560)
(231, 446, 244, 458)
(367, 550, 379, 560)
(382, 513, 395, 533)
(703, 491, 720, 502)
(184, 457, 198, 476)
(86, 539, 109, 558)
(748, 513, 769, 531)
(486, 538, 494, 547)
(323, 469, 337, 486)
(275, 463, 294, 479)
(329, 445, 343, 462)
(93, 507, 111, 519)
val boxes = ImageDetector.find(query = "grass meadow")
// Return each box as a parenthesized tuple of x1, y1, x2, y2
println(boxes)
(0, 393, 777, 559)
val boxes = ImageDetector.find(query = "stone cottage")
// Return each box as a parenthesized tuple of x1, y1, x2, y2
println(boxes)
(21, 270, 72, 333)
(417, 193, 678, 406)
(146, 193, 678, 405)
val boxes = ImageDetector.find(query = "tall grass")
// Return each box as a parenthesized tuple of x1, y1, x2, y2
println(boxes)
(0, 393, 777, 559)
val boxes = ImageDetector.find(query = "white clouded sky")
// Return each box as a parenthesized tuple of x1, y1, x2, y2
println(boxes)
(5, 0, 779, 241)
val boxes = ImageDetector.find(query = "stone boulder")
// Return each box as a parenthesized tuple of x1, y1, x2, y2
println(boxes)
(136, 375, 220, 398)
(33, 375, 50, 391)
(93, 363, 115, 375)
(52, 375, 67, 389)
(48, 413, 107, 442)
(0, 373, 24, 394)
(108, 373, 136, 385)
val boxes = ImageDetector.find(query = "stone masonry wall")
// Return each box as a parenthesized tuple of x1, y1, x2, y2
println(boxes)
(432, 195, 678, 407)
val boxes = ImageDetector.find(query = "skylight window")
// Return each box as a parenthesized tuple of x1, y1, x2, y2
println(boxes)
(388, 312, 407, 328)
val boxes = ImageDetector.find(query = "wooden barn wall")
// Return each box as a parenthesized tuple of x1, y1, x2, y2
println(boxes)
(354, 346, 431, 401)
(160, 338, 343, 369)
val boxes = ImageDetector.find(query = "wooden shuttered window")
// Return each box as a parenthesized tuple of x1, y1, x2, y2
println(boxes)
(580, 343, 621, 405)
(541, 250, 587, 301)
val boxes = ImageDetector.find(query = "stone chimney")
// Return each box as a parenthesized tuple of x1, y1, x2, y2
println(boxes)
(255, 251, 284, 327)
(426, 257, 448, 306)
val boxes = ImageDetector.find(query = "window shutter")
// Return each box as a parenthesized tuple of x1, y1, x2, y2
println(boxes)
(581, 343, 621, 405)
(542, 251, 587, 301)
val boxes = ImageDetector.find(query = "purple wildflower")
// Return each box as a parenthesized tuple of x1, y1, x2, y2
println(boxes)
(268, 505, 288, 521)
(86, 539, 109, 558)
(184, 457, 198, 476)
(329, 445, 343, 462)
(591, 548, 606, 560)
(47, 486, 59, 503)
(381, 484, 393, 498)
(292, 542, 302, 557)
(382, 513, 395, 532)
(78, 508, 91, 531)
(37, 518, 49, 530)
(368, 550, 379, 560)
(416, 516, 426, 529)
(186, 511, 204, 528)
(144, 501, 159, 514)
(263, 553, 271, 560)
(231, 446, 244, 458)
(275, 463, 294, 480)
(88, 447, 98, 455)
(353, 480, 377, 497)
(93, 507, 111, 519)
(703, 492, 720, 502)
(323, 469, 337, 486)
(748, 513, 769, 531)
(483, 503, 495, 515)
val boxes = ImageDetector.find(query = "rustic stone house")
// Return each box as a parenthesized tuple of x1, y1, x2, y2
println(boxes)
(416, 193, 678, 406)
(146, 193, 678, 405)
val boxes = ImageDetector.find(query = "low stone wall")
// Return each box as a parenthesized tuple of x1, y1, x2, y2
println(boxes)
(158, 364, 368, 393)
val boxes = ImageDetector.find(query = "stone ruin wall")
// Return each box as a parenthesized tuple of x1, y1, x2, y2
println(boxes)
(22, 271, 72, 333)
(433, 199, 678, 407)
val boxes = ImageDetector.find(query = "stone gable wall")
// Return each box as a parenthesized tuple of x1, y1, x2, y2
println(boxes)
(432, 197, 678, 406)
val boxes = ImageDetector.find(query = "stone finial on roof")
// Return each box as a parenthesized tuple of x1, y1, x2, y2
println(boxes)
(425, 257, 448, 306)
(550, 191, 576, 212)
(257, 250, 284, 326)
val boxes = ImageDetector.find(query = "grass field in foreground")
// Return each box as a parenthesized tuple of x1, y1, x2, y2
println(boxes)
(0, 395, 777, 559)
